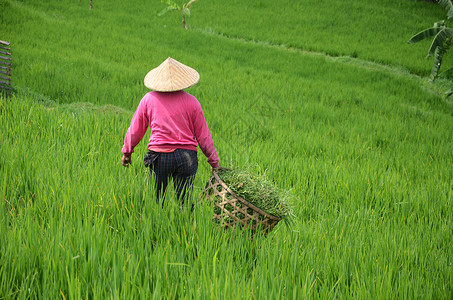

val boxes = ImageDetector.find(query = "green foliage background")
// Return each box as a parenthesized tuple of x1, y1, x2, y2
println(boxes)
(0, 0, 452, 298)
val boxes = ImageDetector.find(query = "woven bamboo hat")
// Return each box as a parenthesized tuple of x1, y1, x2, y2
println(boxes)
(144, 57, 200, 92)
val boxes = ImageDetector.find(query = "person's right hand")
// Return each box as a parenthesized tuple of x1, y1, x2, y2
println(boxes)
(122, 154, 132, 167)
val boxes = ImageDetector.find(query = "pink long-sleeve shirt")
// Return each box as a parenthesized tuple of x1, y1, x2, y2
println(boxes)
(122, 91, 219, 168)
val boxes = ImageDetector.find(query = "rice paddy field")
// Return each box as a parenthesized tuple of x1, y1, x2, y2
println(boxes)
(1, 0, 452, 298)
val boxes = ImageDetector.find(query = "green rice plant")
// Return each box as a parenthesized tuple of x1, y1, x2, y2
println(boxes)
(1, 0, 453, 298)
(190, 0, 450, 76)
(216, 167, 294, 221)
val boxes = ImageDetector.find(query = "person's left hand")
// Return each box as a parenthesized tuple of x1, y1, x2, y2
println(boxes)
(122, 154, 132, 167)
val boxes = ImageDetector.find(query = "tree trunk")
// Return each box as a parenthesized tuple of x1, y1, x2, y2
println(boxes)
(182, 14, 187, 30)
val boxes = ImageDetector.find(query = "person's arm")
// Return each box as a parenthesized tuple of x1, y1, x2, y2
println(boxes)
(193, 103, 219, 169)
(121, 97, 149, 167)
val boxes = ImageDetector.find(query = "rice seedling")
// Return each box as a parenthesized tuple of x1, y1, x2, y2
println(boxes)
(216, 167, 294, 220)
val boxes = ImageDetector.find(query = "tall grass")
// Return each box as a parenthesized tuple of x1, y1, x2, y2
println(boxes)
(192, 0, 452, 76)
(2, 0, 453, 109)
(0, 0, 452, 298)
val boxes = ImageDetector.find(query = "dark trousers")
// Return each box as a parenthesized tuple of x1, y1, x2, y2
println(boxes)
(144, 149, 198, 205)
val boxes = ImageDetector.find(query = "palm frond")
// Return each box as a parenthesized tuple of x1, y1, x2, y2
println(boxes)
(182, 7, 191, 17)
(430, 46, 444, 81)
(408, 26, 443, 44)
(438, 65, 453, 78)
(185, 0, 198, 9)
(158, 6, 178, 16)
(428, 27, 453, 56)
(436, 0, 453, 19)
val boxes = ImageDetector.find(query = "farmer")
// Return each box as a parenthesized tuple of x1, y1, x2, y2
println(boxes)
(121, 57, 219, 204)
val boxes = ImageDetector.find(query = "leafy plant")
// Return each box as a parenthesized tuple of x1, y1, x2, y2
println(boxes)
(216, 167, 294, 222)
(158, 0, 198, 30)
(408, 0, 453, 81)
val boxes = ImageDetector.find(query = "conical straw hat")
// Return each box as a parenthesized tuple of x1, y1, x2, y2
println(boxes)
(144, 57, 200, 92)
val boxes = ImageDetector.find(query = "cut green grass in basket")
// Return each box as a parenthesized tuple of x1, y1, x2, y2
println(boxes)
(216, 167, 295, 223)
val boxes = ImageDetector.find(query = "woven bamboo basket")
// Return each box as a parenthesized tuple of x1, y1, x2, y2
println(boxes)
(201, 171, 281, 234)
